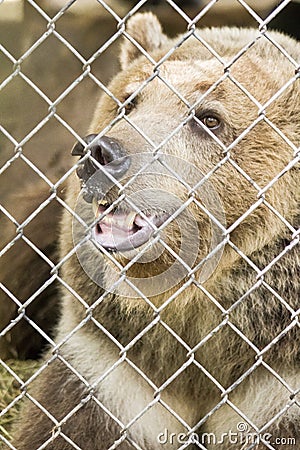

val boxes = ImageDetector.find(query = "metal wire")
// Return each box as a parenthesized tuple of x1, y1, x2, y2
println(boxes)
(0, 1, 299, 449)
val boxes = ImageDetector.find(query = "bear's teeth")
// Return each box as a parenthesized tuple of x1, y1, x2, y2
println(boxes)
(98, 199, 108, 206)
(92, 197, 98, 216)
(101, 212, 137, 230)
(92, 198, 109, 216)
(125, 212, 137, 228)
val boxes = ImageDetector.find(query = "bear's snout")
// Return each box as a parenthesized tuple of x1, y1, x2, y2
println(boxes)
(72, 134, 131, 202)
(72, 134, 130, 182)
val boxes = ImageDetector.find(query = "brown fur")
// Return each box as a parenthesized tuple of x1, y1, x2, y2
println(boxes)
(11, 13, 299, 450)
(0, 182, 61, 359)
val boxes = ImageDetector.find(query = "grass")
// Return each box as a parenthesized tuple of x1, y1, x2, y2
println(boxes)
(0, 359, 40, 441)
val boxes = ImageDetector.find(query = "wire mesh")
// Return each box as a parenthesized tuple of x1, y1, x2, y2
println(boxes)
(0, 1, 299, 449)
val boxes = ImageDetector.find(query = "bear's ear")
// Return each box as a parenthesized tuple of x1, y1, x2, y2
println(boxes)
(120, 13, 167, 69)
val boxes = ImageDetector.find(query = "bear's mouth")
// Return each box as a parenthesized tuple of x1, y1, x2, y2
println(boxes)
(92, 198, 168, 252)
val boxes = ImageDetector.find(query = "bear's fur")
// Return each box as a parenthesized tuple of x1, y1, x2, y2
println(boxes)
(0, 182, 61, 360)
(11, 13, 299, 450)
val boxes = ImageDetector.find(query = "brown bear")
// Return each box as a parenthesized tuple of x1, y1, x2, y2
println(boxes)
(10, 12, 299, 450)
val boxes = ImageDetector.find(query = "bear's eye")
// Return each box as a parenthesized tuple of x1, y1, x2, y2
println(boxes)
(202, 116, 220, 129)
(123, 96, 137, 115)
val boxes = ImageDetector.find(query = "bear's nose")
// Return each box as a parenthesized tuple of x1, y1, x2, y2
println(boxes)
(71, 134, 131, 202)
(72, 134, 130, 182)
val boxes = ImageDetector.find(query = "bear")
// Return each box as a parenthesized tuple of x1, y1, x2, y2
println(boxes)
(9, 12, 299, 450)
(0, 181, 61, 360)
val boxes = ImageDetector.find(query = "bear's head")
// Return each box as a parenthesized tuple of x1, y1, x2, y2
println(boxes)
(69, 13, 299, 300)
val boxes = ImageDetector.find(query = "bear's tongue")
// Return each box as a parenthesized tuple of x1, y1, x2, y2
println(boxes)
(93, 205, 156, 251)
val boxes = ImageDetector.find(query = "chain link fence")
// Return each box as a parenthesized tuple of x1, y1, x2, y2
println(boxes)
(0, 1, 299, 449)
